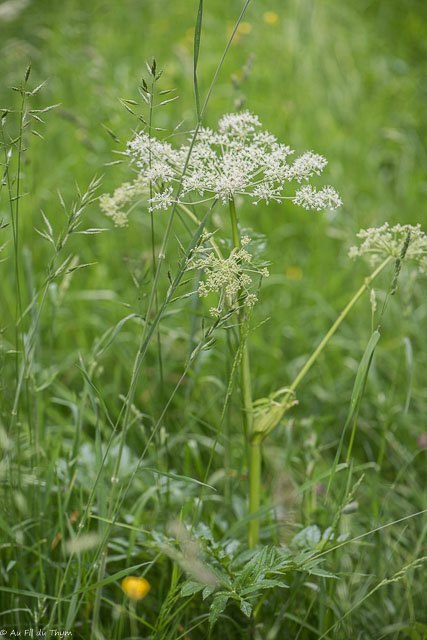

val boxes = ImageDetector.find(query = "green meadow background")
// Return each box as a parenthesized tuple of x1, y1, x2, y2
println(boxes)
(1, 0, 427, 638)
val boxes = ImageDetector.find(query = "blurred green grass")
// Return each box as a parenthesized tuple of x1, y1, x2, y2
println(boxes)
(1, 0, 426, 515)
(1, 0, 426, 481)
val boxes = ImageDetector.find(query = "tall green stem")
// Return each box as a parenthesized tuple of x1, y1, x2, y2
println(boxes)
(229, 197, 241, 250)
(248, 442, 261, 548)
(228, 198, 257, 547)
(247, 255, 394, 548)
(288, 256, 393, 394)
(251, 255, 394, 445)
(229, 199, 253, 438)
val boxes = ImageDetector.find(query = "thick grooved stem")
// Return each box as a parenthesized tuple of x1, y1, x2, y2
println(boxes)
(229, 198, 257, 547)
(248, 442, 261, 548)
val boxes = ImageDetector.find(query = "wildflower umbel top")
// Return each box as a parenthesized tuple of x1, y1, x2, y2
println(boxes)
(100, 110, 342, 225)
(349, 223, 427, 273)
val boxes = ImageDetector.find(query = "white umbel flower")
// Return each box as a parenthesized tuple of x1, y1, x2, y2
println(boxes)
(99, 178, 146, 227)
(349, 223, 427, 272)
(148, 186, 175, 212)
(290, 151, 328, 182)
(293, 185, 342, 211)
(252, 183, 283, 205)
(102, 110, 342, 224)
(217, 111, 261, 138)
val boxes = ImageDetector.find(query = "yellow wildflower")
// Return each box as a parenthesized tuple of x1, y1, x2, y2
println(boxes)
(286, 265, 303, 280)
(121, 576, 151, 601)
(263, 11, 279, 26)
(238, 21, 252, 34)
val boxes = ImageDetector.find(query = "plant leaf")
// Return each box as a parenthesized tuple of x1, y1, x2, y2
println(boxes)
(209, 593, 229, 625)
(240, 600, 253, 617)
(327, 329, 381, 493)
(180, 581, 204, 597)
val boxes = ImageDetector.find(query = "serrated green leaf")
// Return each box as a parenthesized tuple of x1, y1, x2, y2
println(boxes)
(208, 565, 233, 588)
(234, 546, 269, 588)
(180, 581, 204, 597)
(240, 579, 288, 596)
(209, 594, 229, 625)
(306, 567, 337, 578)
(203, 585, 216, 600)
(239, 600, 253, 617)
(292, 525, 321, 550)
(230, 548, 258, 569)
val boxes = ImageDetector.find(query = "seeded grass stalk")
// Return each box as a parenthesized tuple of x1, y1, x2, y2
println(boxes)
(146, 62, 164, 395)
(2, 88, 97, 624)
(318, 554, 427, 640)
(2, 69, 33, 450)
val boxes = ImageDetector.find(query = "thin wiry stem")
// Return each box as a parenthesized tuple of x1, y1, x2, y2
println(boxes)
(1, 122, 20, 390)
(177, 202, 223, 258)
(147, 70, 165, 394)
(7, 76, 33, 445)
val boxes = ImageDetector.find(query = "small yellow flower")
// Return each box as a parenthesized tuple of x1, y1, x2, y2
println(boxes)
(285, 265, 303, 280)
(122, 576, 151, 601)
(263, 11, 279, 26)
(237, 21, 252, 34)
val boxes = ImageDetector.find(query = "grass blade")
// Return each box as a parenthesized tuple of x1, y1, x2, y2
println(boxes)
(327, 329, 381, 494)
(193, 0, 203, 120)
(403, 336, 413, 413)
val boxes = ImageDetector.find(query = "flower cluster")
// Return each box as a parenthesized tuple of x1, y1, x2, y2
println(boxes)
(188, 235, 269, 317)
(293, 185, 343, 211)
(349, 223, 427, 273)
(101, 110, 342, 226)
(99, 177, 146, 226)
